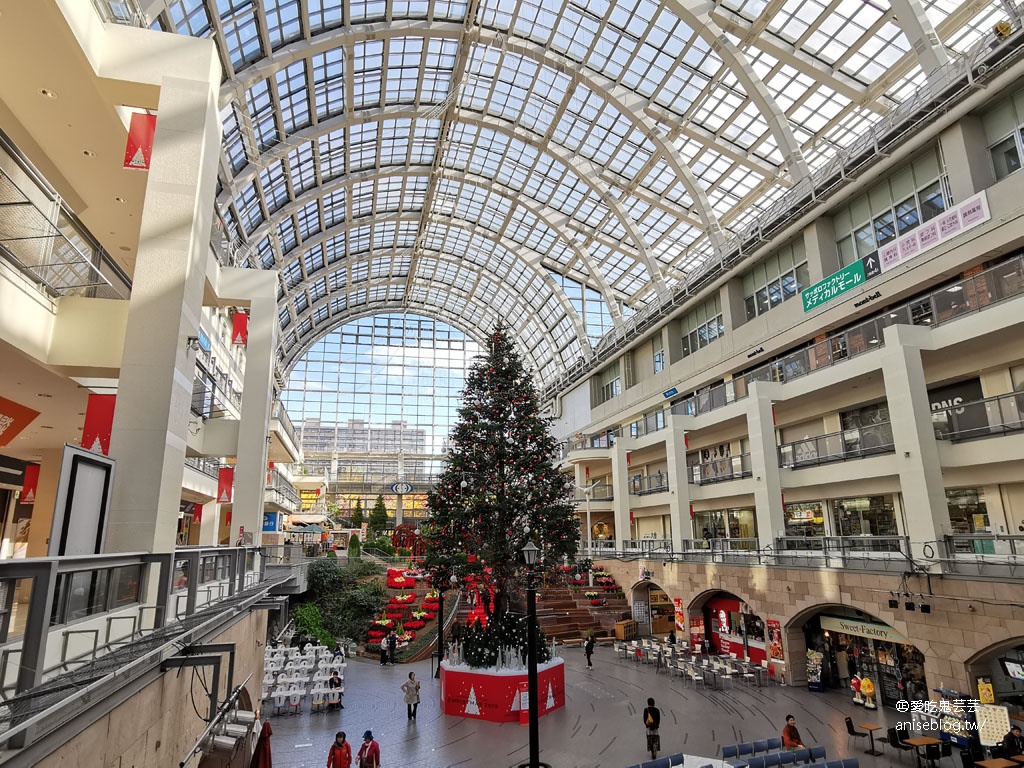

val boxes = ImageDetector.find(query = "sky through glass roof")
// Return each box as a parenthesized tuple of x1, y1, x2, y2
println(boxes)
(152, 0, 1012, 387)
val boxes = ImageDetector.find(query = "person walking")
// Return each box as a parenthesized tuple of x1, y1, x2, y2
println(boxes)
(326, 731, 352, 767)
(356, 730, 380, 768)
(401, 671, 421, 721)
(642, 697, 661, 760)
(584, 634, 595, 670)
(379, 639, 388, 667)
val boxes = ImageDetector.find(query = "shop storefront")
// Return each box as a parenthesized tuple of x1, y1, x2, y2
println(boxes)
(177, 501, 196, 545)
(693, 508, 758, 544)
(803, 613, 928, 708)
(784, 501, 825, 537)
(701, 594, 768, 664)
(831, 495, 899, 537)
(946, 488, 990, 535)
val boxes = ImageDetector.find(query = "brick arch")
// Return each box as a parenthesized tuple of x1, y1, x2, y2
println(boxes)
(686, 587, 764, 617)
(964, 635, 1024, 668)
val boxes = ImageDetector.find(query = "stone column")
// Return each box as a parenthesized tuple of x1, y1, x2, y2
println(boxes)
(229, 276, 278, 545)
(106, 74, 221, 554)
(940, 117, 995, 202)
(880, 324, 948, 560)
(611, 438, 632, 545)
(720, 278, 747, 333)
(746, 381, 785, 546)
(25, 449, 63, 557)
(665, 411, 694, 551)
(803, 218, 839, 283)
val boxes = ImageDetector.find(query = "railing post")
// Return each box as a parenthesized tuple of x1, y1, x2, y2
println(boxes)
(17, 561, 58, 694)
(185, 552, 200, 617)
(151, 552, 174, 629)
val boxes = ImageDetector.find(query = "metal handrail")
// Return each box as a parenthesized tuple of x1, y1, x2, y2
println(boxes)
(778, 423, 895, 468)
(932, 390, 1024, 441)
(688, 453, 752, 484)
(628, 474, 670, 495)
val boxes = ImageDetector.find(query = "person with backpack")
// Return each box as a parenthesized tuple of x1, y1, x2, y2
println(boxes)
(326, 731, 351, 767)
(356, 730, 380, 768)
(584, 634, 595, 670)
(642, 697, 661, 759)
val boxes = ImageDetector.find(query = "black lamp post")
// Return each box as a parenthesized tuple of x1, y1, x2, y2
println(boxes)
(519, 540, 550, 768)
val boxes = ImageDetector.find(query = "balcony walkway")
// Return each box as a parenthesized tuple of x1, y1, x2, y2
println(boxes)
(268, 646, 912, 768)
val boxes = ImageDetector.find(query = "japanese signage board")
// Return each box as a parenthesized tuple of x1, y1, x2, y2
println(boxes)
(802, 260, 866, 311)
(804, 190, 991, 313)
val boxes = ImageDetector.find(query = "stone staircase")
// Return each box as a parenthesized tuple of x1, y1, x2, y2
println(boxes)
(535, 588, 630, 644)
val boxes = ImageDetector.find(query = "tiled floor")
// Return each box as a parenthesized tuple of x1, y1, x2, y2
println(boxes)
(266, 648, 910, 768)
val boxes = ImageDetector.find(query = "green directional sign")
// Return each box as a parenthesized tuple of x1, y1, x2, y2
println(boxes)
(801, 260, 867, 312)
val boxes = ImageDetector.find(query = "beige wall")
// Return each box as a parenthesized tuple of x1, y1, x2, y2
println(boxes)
(37, 610, 267, 768)
(597, 558, 1023, 698)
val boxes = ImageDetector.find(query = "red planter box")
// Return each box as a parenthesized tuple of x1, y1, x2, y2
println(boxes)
(439, 659, 565, 722)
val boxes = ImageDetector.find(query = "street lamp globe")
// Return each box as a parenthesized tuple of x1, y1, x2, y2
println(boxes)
(449, 573, 458, 585)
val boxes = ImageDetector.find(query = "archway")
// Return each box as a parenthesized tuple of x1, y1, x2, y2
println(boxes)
(627, 579, 678, 640)
(966, 637, 1024, 713)
(786, 603, 929, 710)
(687, 589, 769, 664)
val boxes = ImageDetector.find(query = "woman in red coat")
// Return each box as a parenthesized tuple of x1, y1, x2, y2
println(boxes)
(326, 731, 352, 767)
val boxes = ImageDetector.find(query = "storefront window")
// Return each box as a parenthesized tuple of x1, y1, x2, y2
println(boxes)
(694, 509, 757, 547)
(784, 502, 825, 537)
(946, 488, 989, 534)
(832, 495, 898, 537)
(727, 509, 757, 544)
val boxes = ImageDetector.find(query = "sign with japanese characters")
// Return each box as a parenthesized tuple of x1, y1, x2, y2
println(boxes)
(801, 260, 866, 312)
(803, 190, 991, 313)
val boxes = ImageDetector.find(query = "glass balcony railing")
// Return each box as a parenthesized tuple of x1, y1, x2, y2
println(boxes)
(932, 391, 1024, 441)
(573, 483, 613, 501)
(778, 422, 895, 468)
(184, 456, 220, 479)
(688, 453, 752, 484)
(628, 474, 670, 495)
(670, 254, 1024, 421)
(627, 411, 668, 439)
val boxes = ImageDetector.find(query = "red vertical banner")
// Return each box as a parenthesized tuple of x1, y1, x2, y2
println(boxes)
(217, 466, 234, 504)
(0, 396, 41, 447)
(123, 112, 157, 170)
(21, 464, 40, 505)
(231, 312, 249, 345)
(584, 466, 590, 479)
(193, 504, 203, 524)
(81, 394, 116, 455)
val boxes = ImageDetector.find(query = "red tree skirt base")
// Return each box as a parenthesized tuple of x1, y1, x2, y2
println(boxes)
(439, 658, 565, 722)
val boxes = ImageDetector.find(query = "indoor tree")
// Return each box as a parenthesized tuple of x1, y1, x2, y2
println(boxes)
(421, 321, 580, 658)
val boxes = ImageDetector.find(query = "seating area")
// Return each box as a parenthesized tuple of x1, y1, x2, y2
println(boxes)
(721, 741, 833, 767)
(622, 754, 855, 768)
(622, 752, 686, 768)
(612, 638, 778, 690)
(262, 643, 346, 716)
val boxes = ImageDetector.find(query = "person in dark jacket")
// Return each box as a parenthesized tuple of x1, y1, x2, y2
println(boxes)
(584, 634, 595, 670)
(642, 697, 661, 759)
(387, 631, 398, 665)
(1003, 725, 1024, 756)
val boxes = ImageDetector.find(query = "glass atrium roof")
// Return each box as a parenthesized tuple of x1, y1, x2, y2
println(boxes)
(152, 0, 1010, 387)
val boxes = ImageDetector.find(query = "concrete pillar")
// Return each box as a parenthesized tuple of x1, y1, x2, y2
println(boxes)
(880, 324, 948, 559)
(746, 381, 785, 546)
(231, 279, 278, 545)
(192, 501, 220, 545)
(107, 75, 221, 554)
(665, 411, 694, 550)
(803, 218, 839, 283)
(940, 117, 995, 202)
(25, 449, 63, 557)
(611, 439, 632, 545)
(720, 277, 747, 332)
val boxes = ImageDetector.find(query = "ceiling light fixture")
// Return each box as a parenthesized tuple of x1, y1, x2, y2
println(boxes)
(114, 196, 126, 203)
(40, 88, 58, 99)
(82, 150, 96, 157)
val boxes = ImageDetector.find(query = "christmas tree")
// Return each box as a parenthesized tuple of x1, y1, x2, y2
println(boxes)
(422, 322, 579, 666)
(369, 494, 389, 536)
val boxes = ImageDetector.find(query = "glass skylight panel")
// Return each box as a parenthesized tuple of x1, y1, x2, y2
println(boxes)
(353, 40, 385, 109)
(264, 0, 301, 48)
(296, 200, 321, 241)
(328, 267, 347, 292)
(384, 38, 426, 104)
(320, 188, 346, 229)
(318, 129, 346, 180)
(219, 2, 262, 71)
(169, 0, 211, 36)
(278, 217, 298, 253)
(259, 161, 290, 214)
(308, 0, 342, 32)
(282, 258, 303, 289)
(312, 48, 345, 121)
(237, 181, 265, 233)
(245, 79, 279, 150)
(349, 0, 388, 22)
